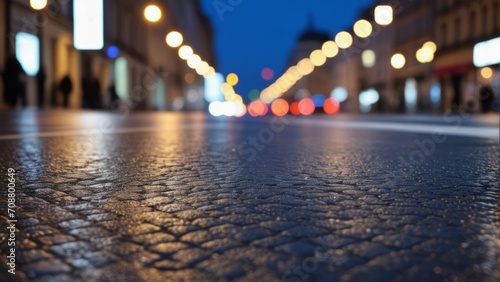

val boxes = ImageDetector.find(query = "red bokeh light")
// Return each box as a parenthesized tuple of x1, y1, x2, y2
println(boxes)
(248, 100, 268, 117)
(324, 98, 340, 115)
(298, 98, 315, 116)
(271, 99, 289, 117)
(290, 102, 300, 116)
(261, 68, 274, 81)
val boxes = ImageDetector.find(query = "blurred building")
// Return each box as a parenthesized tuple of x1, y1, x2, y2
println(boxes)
(283, 20, 334, 103)
(434, 0, 500, 113)
(311, 0, 500, 113)
(0, 0, 214, 111)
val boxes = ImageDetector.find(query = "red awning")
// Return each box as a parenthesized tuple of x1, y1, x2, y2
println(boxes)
(433, 63, 474, 75)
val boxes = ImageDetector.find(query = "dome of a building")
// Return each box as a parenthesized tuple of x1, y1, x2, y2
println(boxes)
(298, 17, 331, 43)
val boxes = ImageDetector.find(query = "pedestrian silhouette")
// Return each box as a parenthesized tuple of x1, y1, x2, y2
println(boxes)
(479, 86, 494, 113)
(2, 55, 26, 108)
(108, 84, 119, 109)
(82, 75, 102, 109)
(59, 75, 73, 108)
(37, 67, 47, 108)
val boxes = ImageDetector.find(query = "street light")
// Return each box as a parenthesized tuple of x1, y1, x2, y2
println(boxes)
(375, 5, 393, 26)
(354, 19, 373, 38)
(30, 0, 47, 10)
(391, 53, 406, 69)
(166, 31, 183, 48)
(144, 5, 162, 23)
(335, 31, 353, 49)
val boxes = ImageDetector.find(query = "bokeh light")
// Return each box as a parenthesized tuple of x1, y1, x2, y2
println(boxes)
(310, 50, 327, 67)
(416, 47, 434, 63)
(30, 0, 47, 10)
(196, 61, 210, 76)
(391, 53, 406, 69)
(203, 67, 216, 79)
(322, 41, 339, 58)
(331, 87, 349, 103)
(297, 58, 315, 75)
(354, 19, 373, 38)
(248, 100, 268, 117)
(261, 68, 274, 81)
(335, 31, 353, 49)
(362, 49, 376, 68)
(178, 45, 193, 60)
(234, 103, 247, 117)
(375, 5, 393, 26)
(298, 98, 315, 116)
(144, 5, 162, 22)
(209, 101, 224, 117)
(311, 94, 326, 107)
(271, 99, 289, 117)
(423, 41, 437, 53)
(290, 102, 300, 116)
(226, 73, 239, 86)
(106, 45, 120, 59)
(324, 98, 340, 115)
(166, 31, 183, 48)
(248, 89, 260, 101)
(187, 54, 202, 69)
(481, 67, 493, 79)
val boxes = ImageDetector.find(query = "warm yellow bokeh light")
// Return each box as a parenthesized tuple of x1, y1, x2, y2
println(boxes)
(178, 46, 193, 60)
(362, 50, 376, 68)
(423, 41, 437, 53)
(416, 46, 434, 63)
(297, 58, 315, 75)
(187, 54, 202, 69)
(203, 67, 216, 79)
(221, 83, 235, 95)
(144, 5, 162, 22)
(375, 5, 393, 26)
(391, 53, 406, 69)
(30, 0, 47, 10)
(226, 73, 239, 86)
(166, 31, 183, 48)
(354, 19, 373, 38)
(322, 41, 339, 58)
(481, 67, 493, 79)
(196, 61, 210, 76)
(310, 50, 327, 67)
(335, 31, 353, 49)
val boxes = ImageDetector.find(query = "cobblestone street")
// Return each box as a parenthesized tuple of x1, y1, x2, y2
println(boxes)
(0, 111, 499, 282)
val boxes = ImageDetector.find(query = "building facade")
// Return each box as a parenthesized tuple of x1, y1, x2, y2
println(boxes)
(0, 0, 214, 111)
(301, 0, 500, 113)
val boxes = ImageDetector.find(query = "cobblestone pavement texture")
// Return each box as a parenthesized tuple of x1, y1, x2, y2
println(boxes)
(0, 111, 498, 282)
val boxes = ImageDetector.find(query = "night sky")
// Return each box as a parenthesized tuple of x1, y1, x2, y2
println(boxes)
(199, 0, 374, 98)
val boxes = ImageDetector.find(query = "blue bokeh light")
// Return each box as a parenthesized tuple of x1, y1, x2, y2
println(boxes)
(106, 45, 120, 59)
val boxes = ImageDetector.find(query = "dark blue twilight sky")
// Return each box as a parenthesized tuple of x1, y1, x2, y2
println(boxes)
(199, 0, 373, 98)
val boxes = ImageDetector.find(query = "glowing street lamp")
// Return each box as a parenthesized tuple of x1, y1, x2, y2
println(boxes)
(144, 5, 162, 23)
(30, 0, 47, 10)
(391, 53, 406, 69)
(166, 31, 183, 48)
(375, 5, 393, 26)
(335, 31, 353, 49)
(354, 19, 373, 38)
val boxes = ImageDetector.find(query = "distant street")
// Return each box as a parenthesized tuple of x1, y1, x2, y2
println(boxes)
(0, 110, 499, 282)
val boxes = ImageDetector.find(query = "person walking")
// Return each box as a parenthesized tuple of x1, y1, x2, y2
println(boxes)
(59, 74, 73, 108)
